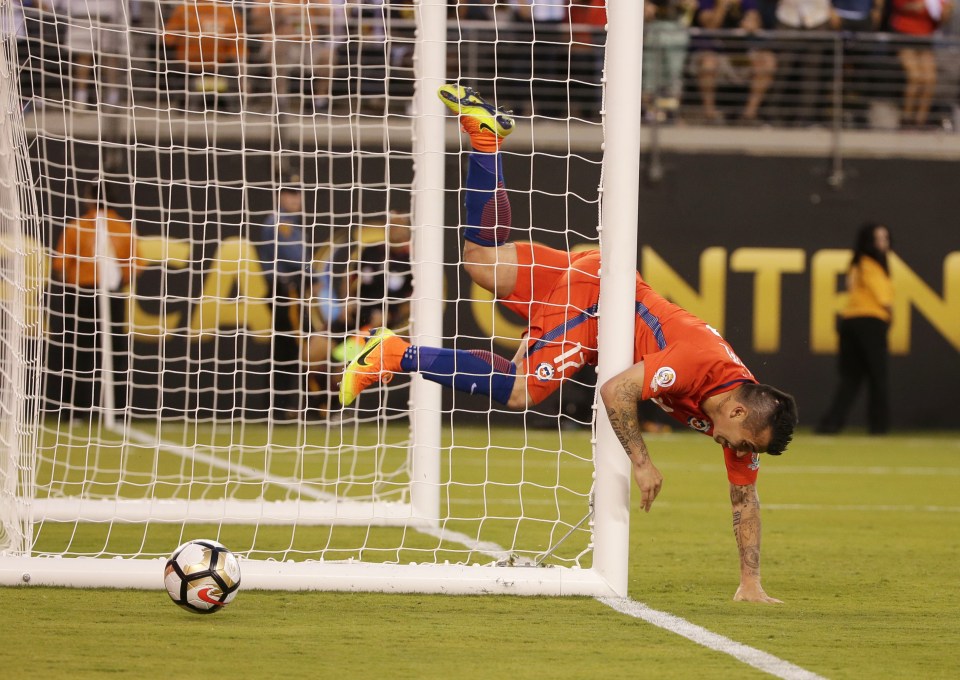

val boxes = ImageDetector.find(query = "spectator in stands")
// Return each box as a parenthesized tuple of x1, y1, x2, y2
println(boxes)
(693, 0, 778, 124)
(816, 222, 894, 435)
(642, 0, 695, 122)
(7, 0, 53, 109)
(336, 0, 390, 112)
(938, 0, 960, 128)
(243, 0, 278, 110)
(247, 0, 339, 114)
(830, 0, 885, 125)
(253, 173, 328, 419)
(456, 0, 495, 21)
(163, 0, 246, 110)
(52, 0, 130, 108)
(833, 0, 885, 29)
(327, 211, 413, 366)
(569, 0, 608, 119)
(774, 0, 840, 124)
(349, 212, 413, 333)
(384, 2, 418, 104)
(47, 181, 139, 419)
(889, 0, 953, 128)
(506, 0, 569, 117)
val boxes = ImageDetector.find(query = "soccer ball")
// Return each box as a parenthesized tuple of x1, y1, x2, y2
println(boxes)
(164, 539, 241, 614)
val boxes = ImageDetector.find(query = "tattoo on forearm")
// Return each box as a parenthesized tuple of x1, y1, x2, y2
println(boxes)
(606, 381, 648, 462)
(730, 484, 762, 576)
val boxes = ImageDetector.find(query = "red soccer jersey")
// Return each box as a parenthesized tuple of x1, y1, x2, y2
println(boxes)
(633, 276, 761, 485)
(501, 246, 764, 485)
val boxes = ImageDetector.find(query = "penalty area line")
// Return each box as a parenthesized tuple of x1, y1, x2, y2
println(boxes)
(597, 597, 827, 680)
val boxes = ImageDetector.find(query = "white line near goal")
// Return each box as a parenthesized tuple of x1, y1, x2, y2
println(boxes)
(598, 597, 828, 680)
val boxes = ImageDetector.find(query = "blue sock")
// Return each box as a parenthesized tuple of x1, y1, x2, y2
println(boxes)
(464, 153, 511, 246)
(400, 345, 517, 405)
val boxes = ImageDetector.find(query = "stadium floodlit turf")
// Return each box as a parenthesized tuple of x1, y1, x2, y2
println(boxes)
(1, 427, 957, 679)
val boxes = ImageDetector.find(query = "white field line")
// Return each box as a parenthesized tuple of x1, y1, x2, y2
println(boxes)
(653, 501, 960, 513)
(803, 435, 960, 449)
(448, 497, 960, 512)
(419, 526, 826, 679)
(114, 425, 821, 676)
(646, 434, 960, 449)
(123, 427, 335, 502)
(415, 525, 512, 561)
(598, 597, 827, 680)
(454, 457, 960, 476)
(764, 503, 960, 512)
(754, 465, 960, 476)
(113, 428, 959, 515)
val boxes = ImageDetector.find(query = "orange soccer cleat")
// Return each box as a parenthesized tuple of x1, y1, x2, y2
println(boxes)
(437, 84, 515, 153)
(338, 328, 407, 406)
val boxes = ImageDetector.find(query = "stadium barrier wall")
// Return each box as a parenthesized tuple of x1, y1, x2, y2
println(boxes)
(29, 145, 959, 429)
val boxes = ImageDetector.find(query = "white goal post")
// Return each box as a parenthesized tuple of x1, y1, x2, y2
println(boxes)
(0, 0, 642, 596)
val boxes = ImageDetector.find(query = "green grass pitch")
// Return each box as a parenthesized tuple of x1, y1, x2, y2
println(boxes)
(1, 426, 957, 679)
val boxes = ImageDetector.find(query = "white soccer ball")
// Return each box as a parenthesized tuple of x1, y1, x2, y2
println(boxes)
(164, 539, 241, 614)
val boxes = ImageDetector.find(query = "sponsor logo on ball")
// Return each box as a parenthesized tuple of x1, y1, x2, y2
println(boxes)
(197, 586, 223, 604)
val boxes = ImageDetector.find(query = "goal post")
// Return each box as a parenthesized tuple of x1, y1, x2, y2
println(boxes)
(0, 0, 641, 597)
(0, 16, 43, 558)
(408, 0, 446, 527)
(594, 0, 645, 597)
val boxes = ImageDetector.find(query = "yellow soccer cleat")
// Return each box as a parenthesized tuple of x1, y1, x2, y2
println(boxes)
(338, 328, 401, 406)
(437, 84, 515, 147)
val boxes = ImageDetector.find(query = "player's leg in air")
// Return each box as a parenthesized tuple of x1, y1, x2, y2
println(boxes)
(339, 85, 587, 409)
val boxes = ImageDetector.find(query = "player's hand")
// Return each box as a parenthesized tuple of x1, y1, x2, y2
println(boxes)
(632, 459, 663, 513)
(734, 582, 783, 604)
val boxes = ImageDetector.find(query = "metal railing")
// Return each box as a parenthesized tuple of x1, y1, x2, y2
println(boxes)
(453, 21, 960, 130)
(14, 10, 960, 155)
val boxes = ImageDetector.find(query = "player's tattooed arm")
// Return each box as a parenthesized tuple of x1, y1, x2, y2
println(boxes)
(730, 483, 782, 604)
(731, 483, 761, 575)
(600, 362, 663, 512)
(605, 379, 648, 462)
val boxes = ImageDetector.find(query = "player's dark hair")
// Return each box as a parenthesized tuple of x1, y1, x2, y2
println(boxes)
(738, 383, 798, 456)
(852, 221, 891, 273)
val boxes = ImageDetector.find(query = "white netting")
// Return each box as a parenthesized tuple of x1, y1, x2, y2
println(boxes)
(2, 0, 613, 591)
(0, 2, 44, 556)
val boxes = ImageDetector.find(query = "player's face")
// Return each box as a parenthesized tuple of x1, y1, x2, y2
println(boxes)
(874, 226, 890, 253)
(713, 423, 772, 457)
(279, 190, 302, 212)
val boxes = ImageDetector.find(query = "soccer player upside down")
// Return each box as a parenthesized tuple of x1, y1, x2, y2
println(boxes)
(340, 85, 799, 603)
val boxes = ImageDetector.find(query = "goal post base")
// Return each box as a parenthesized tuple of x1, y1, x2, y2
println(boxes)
(0, 556, 619, 597)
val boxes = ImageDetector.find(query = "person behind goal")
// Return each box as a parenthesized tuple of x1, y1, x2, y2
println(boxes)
(339, 84, 799, 603)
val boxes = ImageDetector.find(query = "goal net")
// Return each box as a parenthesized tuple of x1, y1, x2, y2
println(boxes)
(0, 0, 635, 595)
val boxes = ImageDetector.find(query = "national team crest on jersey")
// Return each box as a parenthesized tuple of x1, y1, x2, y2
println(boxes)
(535, 362, 555, 381)
(650, 366, 676, 393)
(748, 453, 760, 470)
(687, 416, 711, 432)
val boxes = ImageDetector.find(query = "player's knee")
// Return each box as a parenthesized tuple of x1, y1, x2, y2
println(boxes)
(463, 241, 497, 289)
(463, 241, 494, 266)
(463, 257, 488, 284)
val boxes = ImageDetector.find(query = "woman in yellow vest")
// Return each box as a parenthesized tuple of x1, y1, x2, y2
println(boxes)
(816, 222, 894, 435)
